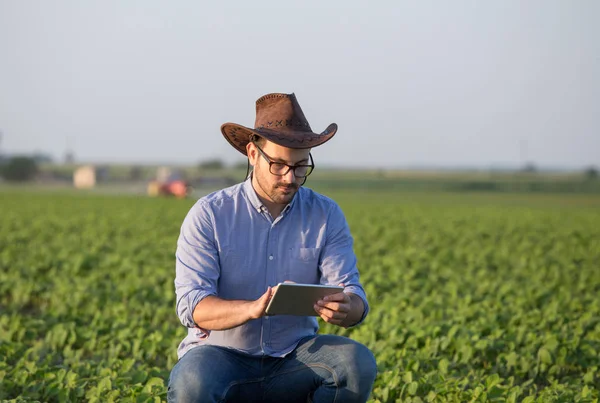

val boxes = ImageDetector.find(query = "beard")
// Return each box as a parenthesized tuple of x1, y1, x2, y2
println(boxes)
(255, 167, 300, 205)
(268, 182, 299, 204)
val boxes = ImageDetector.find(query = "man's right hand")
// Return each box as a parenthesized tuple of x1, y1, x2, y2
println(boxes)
(193, 286, 274, 331)
(248, 286, 274, 319)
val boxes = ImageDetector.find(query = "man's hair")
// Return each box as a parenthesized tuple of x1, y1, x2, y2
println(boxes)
(251, 134, 266, 147)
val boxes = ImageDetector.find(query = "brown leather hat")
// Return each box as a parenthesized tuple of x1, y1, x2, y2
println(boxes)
(221, 93, 337, 156)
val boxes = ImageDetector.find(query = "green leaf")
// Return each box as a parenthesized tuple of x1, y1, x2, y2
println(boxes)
(581, 385, 590, 398)
(583, 370, 594, 384)
(544, 336, 559, 352)
(132, 370, 148, 384)
(485, 373, 502, 390)
(97, 376, 112, 392)
(142, 377, 165, 393)
(65, 371, 78, 389)
(136, 393, 151, 403)
(438, 358, 449, 374)
(426, 391, 437, 402)
(505, 352, 518, 368)
(408, 381, 418, 396)
(537, 347, 552, 364)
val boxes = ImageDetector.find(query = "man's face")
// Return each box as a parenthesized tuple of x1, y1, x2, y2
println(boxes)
(248, 140, 311, 205)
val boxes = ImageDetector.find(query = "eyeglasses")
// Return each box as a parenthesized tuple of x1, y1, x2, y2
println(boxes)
(252, 142, 315, 178)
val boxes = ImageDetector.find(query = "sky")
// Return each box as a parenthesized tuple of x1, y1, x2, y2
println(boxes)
(0, 1, 598, 169)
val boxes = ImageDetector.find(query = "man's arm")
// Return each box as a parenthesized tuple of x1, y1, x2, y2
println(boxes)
(192, 287, 273, 331)
(317, 202, 370, 328)
(177, 201, 277, 333)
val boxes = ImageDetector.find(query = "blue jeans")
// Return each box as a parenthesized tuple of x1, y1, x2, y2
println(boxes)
(167, 334, 377, 403)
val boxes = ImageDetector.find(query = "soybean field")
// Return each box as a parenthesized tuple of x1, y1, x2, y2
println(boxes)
(1, 189, 599, 402)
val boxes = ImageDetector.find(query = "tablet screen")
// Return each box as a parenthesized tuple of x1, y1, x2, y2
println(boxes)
(265, 283, 344, 316)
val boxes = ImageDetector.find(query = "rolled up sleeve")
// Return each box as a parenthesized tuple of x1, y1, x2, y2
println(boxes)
(319, 203, 369, 326)
(175, 201, 220, 332)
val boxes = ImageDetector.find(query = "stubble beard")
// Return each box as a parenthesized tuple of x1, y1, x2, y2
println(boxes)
(256, 168, 299, 205)
(269, 183, 298, 204)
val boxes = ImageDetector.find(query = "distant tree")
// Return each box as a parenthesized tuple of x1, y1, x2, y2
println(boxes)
(584, 166, 598, 180)
(1, 156, 38, 181)
(130, 166, 144, 181)
(521, 162, 537, 173)
(64, 150, 75, 164)
(32, 153, 53, 164)
(198, 159, 225, 170)
(233, 160, 249, 170)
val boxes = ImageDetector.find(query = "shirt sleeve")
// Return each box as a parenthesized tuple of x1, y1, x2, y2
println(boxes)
(174, 200, 220, 334)
(319, 202, 369, 327)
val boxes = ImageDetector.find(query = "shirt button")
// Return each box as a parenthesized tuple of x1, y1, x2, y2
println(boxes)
(269, 255, 274, 260)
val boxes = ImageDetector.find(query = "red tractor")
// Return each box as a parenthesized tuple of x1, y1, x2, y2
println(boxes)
(147, 179, 190, 199)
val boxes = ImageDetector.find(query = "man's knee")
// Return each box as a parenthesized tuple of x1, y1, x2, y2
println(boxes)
(168, 359, 213, 402)
(169, 366, 203, 402)
(310, 335, 377, 384)
(168, 347, 230, 403)
(339, 338, 377, 384)
(302, 335, 377, 401)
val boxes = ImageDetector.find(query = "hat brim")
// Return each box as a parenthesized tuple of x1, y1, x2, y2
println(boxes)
(221, 123, 337, 156)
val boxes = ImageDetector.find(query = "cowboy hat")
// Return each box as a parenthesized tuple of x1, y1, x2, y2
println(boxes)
(221, 93, 337, 156)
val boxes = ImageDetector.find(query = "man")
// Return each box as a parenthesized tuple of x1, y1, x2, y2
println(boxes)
(168, 93, 377, 402)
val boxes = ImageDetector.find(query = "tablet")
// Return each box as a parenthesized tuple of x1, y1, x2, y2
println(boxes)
(265, 283, 344, 316)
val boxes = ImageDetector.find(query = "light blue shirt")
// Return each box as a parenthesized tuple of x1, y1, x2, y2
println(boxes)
(174, 178, 369, 359)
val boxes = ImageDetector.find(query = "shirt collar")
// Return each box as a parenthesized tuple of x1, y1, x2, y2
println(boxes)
(243, 176, 265, 213)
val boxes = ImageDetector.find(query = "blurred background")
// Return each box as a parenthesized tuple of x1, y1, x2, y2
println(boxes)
(0, 0, 599, 196)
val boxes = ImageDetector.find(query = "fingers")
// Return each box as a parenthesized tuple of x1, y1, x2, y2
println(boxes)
(314, 285, 350, 326)
(313, 304, 348, 326)
(322, 292, 350, 303)
(250, 287, 272, 319)
(316, 299, 350, 313)
(314, 296, 351, 326)
(262, 286, 273, 304)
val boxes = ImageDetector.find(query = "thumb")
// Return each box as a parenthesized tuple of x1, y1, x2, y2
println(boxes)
(250, 287, 272, 319)
(260, 286, 273, 303)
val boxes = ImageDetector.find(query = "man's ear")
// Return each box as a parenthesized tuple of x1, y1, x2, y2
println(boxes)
(246, 142, 257, 166)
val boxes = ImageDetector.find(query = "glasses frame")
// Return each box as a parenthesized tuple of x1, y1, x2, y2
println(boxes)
(251, 141, 315, 179)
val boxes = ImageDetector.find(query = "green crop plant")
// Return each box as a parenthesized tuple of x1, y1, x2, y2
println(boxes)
(1, 190, 598, 402)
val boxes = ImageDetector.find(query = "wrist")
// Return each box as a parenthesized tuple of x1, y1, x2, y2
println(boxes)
(247, 299, 262, 320)
(343, 293, 364, 327)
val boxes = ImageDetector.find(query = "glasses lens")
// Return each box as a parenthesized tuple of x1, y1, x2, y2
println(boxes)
(294, 165, 313, 178)
(269, 163, 289, 176)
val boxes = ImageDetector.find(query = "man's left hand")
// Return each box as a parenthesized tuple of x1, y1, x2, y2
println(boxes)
(314, 283, 354, 327)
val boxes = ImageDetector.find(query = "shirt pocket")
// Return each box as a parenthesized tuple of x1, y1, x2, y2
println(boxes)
(294, 247, 321, 262)
(286, 247, 321, 284)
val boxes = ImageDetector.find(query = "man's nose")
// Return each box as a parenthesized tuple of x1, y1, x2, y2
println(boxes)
(282, 168, 296, 183)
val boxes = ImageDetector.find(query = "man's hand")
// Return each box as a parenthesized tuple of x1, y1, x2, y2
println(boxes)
(248, 286, 274, 319)
(193, 287, 274, 331)
(314, 283, 363, 328)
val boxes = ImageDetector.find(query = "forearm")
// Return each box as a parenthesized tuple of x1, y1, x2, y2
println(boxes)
(341, 292, 365, 328)
(192, 295, 255, 331)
